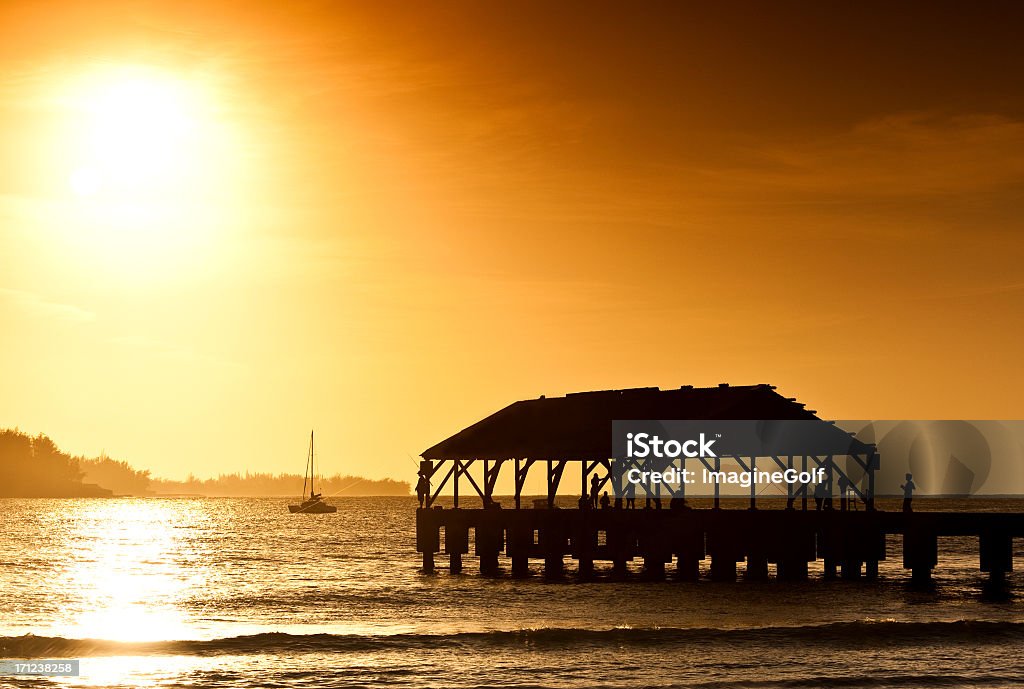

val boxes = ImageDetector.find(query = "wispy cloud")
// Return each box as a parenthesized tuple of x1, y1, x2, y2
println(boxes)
(713, 113, 1024, 199)
(108, 333, 247, 373)
(0, 287, 95, 323)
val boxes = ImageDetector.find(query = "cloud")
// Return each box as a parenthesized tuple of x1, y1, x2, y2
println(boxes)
(0, 287, 95, 323)
(108, 333, 247, 373)
(715, 113, 1024, 199)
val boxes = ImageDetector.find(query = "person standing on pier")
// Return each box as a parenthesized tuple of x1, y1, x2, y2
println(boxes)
(590, 473, 601, 508)
(813, 480, 827, 511)
(624, 479, 636, 509)
(416, 471, 430, 508)
(901, 473, 916, 513)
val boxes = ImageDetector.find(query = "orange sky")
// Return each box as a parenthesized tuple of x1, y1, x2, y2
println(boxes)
(1, 1, 1023, 481)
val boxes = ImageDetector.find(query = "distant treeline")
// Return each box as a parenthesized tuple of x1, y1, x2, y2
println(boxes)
(0, 429, 117, 497)
(81, 455, 152, 495)
(150, 472, 410, 497)
(0, 428, 409, 497)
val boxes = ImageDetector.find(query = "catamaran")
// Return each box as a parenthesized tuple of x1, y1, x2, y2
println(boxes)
(288, 430, 337, 514)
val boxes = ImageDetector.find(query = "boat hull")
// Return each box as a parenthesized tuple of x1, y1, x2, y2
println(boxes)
(288, 501, 337, 514)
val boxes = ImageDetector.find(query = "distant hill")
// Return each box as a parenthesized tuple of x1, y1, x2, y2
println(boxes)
(0, 428, 410, 497)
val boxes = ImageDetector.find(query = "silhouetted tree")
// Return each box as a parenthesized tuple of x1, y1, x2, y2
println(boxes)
(0, 429, 97, 496)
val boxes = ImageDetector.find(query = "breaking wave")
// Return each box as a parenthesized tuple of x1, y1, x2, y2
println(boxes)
(4, 620, 1022, 658)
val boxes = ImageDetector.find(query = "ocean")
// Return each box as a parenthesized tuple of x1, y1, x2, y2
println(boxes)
(2, 497, 1023, 688)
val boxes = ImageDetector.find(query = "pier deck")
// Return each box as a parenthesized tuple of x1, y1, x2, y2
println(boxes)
(417, 506, 1023, 583)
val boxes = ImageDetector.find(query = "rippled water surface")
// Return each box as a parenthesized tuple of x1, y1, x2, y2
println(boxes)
(2, 497, 1024, 688)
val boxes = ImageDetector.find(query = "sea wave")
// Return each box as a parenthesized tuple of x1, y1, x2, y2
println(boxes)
(3, 620, 1022, 658)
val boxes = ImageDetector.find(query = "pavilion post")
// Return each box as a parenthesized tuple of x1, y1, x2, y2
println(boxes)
(786, 456, 794, 509)
(801, 455, 808, 511)
(547, 459, 554, 508)
(514, 458, 522, 509)
(582, 460, 588, 505)
(483, 459, 489, 507)
(867, 452, 877, 511)
(825, 455, 833, 510)
(714, 456, 721, 509)
(453, 459, 459, 508)
(749, 456, 757, 510)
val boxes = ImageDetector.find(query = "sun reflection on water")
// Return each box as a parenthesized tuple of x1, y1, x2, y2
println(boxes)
(53, 500, 207, 643)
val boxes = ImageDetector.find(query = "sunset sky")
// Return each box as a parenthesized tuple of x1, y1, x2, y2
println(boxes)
(1, 1, 1023, 481)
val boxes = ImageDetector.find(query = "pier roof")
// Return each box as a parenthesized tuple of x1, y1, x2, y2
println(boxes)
(421, 384, 874, 461)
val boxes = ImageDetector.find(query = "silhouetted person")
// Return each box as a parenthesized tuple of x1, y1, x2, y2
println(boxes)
(794, 476, 812, 511)
(786, 478, 806, 510)
(838, 476, 848, 512)
(416, 472, 429, 508)
(590, 474, 600, 508)
(901, 473, 916, 513)
(624, 480, 635, 509)
(813, 480, 827, 511)
(600, 491, 611, 509)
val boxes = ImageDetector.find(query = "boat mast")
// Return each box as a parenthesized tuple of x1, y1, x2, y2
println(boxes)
(301, 435, 307, 499)
(310, 429, 315, 499)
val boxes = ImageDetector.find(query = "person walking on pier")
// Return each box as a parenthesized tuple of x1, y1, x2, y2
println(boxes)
(901, 473, 916, 513)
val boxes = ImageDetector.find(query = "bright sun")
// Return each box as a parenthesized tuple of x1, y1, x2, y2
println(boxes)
(46, 64, 238, 277)
(67, 67, 203, 198)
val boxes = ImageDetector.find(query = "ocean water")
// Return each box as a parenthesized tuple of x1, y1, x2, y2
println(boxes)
(1, 496, 1023, 688)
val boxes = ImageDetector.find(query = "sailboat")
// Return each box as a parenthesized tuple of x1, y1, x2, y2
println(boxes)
(288, 430, 337, 514)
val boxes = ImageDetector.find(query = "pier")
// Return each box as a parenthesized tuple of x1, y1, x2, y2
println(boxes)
(414, 385, 1020, 585)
